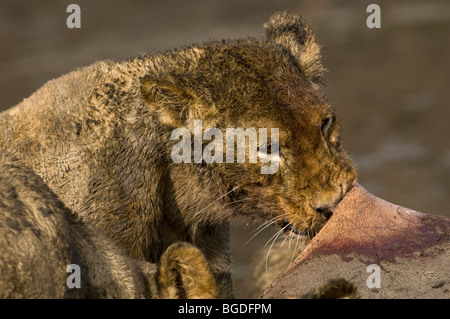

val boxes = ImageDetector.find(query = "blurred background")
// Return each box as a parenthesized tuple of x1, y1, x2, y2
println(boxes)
(1, 0, 449, 298)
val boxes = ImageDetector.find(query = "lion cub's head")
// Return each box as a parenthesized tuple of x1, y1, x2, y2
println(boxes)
(141, 11, 356, 238)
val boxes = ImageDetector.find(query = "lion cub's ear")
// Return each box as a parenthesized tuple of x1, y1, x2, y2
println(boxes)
(156, 242, 218, 299)
(140, 77, 196, 127)
(264, 11, 326, 84)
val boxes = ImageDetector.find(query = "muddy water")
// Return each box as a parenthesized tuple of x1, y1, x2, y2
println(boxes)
(1, 0, 448, 298)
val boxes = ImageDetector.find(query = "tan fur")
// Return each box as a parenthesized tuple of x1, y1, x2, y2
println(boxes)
(0, 149, 216, 298)
(0, 11, 356, 297)
(156, 242, 218, 299)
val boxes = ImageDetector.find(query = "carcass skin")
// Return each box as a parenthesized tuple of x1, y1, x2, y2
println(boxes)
(261, 184, 449, 299)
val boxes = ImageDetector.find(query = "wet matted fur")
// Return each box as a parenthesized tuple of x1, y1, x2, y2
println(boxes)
(0, 150, 217, 298)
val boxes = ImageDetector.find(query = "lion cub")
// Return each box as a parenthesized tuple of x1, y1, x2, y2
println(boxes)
(0, 149, 216, 298)
(0, 11, 357, 297)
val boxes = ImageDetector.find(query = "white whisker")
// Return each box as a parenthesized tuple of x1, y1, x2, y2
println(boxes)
(243, 214, 286, 247)
(196, 187, 238, 216)
(291, 231, 302, 264)
(288, 228, 294, 250)
(263, 227, 284, 248)
(248, 214, 287, 235)
(280, 223, 292, 247)
(265, 223, 290, 273)
(224, 197, 251, 207)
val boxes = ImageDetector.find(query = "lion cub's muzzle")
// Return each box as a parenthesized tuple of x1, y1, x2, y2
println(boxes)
(313, 182, 355, 220)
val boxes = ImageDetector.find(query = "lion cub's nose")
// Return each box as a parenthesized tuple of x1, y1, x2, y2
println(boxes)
(315, 206, 333, 219)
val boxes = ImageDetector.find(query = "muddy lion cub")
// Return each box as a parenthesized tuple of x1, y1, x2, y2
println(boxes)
(0, 11, 356, 297)
(0, 150, 217, 298)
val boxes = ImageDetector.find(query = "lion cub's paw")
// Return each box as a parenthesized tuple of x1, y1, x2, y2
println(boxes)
(156, 242, 218, 299)
(301, 278, 358, 299)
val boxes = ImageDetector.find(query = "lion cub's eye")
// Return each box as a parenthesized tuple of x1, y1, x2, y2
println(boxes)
(321, 117, 332, 138)
(258, 143, 274, 155)
(321, 116, 340, 148)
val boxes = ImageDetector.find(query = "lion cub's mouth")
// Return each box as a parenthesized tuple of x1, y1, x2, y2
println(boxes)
(280, 219, 301, 235)
(279, 206, 334, 239)
(280, 219, 310, 239)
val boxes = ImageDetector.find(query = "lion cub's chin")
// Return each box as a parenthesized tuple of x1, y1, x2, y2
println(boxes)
(279, 211, 330, 241)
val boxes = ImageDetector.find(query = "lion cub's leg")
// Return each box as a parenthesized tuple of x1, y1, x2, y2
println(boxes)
(154, 242, 218, 299)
